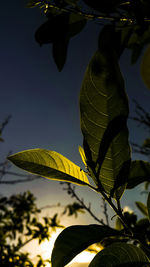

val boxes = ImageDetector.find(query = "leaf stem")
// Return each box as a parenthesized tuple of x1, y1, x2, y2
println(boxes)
(96, 186, 133, 235)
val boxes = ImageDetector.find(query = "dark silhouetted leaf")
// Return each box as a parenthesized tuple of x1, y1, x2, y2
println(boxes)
(35, 12, 86, 70)
(80, 46, 130, 198)
(35, 14, 69, 46)
(52, 40, 69, 71)
(127, 160, 150, 189)
(51, 224, 119, 267)
(67, 13, 86, 39)
(8, 149, 90, 186)
(135, 201, 148, 217)
(141, 44, 150, 89)
(89, 242, 150, 266)
(131, 44, 143, 64)
(143, 138, 150, 148)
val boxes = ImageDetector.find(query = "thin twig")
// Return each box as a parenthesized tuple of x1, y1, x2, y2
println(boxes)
(101, 197, 109, 226)
(61, 183, 106, 226)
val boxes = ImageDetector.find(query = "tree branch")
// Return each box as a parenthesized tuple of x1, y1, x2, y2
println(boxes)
(61, 182, 106, 226)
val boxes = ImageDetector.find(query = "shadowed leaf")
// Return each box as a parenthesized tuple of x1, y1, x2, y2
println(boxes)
(147, 192, 150, 221)
(141, 44, 150, 90)
(35, 14, 69, 46)
(35, 12, 86, 70)
(89, 242, 150, 267)
(52, 40, 69, 71)
(51, 224, 119, 267)
(80, 45, 130, 198)
(135, 201, 148, 217)
(8, 149, 90, 186)
(127, 160, 150, 189)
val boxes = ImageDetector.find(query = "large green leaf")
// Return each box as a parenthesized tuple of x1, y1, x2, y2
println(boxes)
(135, 201, 148, 217)
(147, 192, 150, 221)
(51, 224, 119, 267)
(127, 160, 150, 189)
(80, 47, 130, 198)
(8, 149, 90, 186)
(89, 242, 150, 267)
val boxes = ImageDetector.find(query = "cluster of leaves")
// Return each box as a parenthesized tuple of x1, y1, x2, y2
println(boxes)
(28, 0, 150, 88)
(8, 0, 150, 266)
(0, 191, 63, 267)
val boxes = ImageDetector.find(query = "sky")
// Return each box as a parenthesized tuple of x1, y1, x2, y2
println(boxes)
(1, 0, 150, 265)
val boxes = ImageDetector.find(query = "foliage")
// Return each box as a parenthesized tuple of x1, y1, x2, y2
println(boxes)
(0, 191, 57, 267)
(8, 0, 150, 266)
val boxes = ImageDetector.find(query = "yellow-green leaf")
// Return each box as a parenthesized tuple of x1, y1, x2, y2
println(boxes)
(80, 48, 131, 198)
(8, 149, 90, 186)
(147, 192, 150, 221)
(127, 160, 150, 189)
(89, 242, 150, 267)
(78, 145, 87, 167)
(135, 201, 148, 217)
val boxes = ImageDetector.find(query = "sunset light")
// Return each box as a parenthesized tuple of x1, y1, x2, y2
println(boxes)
(40, 229, 96, 267)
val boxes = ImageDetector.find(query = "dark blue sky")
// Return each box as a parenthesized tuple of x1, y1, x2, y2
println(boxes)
(1, 0, 150, 225)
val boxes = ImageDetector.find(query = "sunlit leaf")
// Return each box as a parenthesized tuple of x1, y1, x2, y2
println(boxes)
(51, 224, 119, 267)
(89, 242, 150, 267)
(8, 149, 90, 186)
(135, 201, 148, 217)
(147, 192, 150, 221)
(78, 145, 87, 167)
(27, 0, 42, 8)
(127, 160, 150, 189)
(115, 217, 124, 230)
(80, 46, 130, 198)
(141, 44, 150, 90)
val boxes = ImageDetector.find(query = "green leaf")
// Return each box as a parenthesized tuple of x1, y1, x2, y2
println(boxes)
(80, 47, 130, 198)
(147, 192, 150, 220)
(89, 242, 150, 267)
(8, 149, 90, 186)
(115, 217, 124, 230)
(35, 14, 69, 46)
(51, 224, 119, 267)
(135, 201, 148, 217)
(68, 13, 86, 39)
(78, 145, 87, 167)
(52, 40, 69, 71)
(35, 12, 86, 70)
(143, 138, 150, 148)
(127, 160, 150, 189)
(141, 44, 150, 90)
(145, 181, 150, 190)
